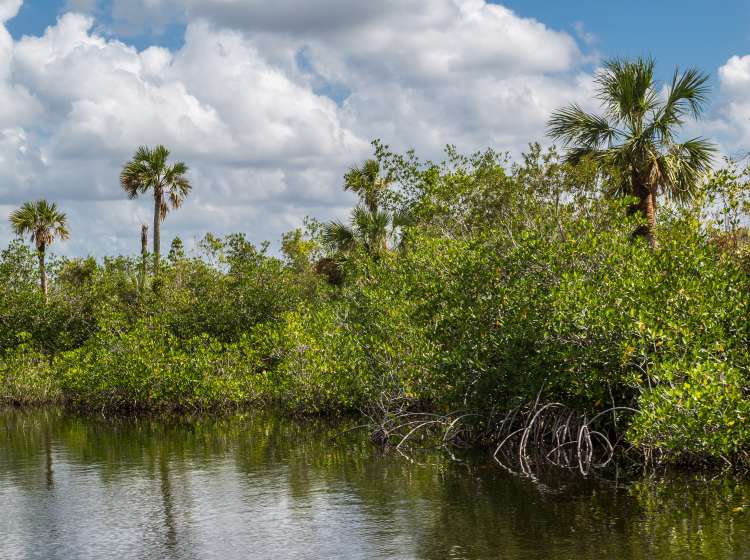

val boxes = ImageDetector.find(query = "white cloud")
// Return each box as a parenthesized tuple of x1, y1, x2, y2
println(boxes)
(0, 0, 21, 23)
(0, 0, 601, 256)
(719, 55, 750, 95)
(188, 0, 581, 87)
(700, 55, 750, 158)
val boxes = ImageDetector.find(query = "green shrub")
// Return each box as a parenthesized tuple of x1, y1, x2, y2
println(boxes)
(55, 318, 265, 411)
(0, 334, 60, 405)
(250, 306, 367, 413)
(629, 361, 750, 459)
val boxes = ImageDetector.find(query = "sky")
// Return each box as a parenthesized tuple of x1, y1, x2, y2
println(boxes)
(0, 0, 749, 257)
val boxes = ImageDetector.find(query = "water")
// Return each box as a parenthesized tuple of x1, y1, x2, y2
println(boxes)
(1, 409, 749, 560)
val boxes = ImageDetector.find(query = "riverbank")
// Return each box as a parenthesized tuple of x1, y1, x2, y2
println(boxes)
(2, 146, 749, 472)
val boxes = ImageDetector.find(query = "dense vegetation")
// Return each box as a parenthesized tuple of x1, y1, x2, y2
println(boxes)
(1, 59, 749, 469)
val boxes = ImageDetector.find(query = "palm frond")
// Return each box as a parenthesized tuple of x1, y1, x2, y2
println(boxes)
(8, 199, 69, 249)
(666, 67, 710, 120)
(159, 198, 170, 221)
(344, 159, 390, 212)
(120, 151, 151, 198)
(152, 145, 170, 168)
(647, 68, 711, 143)
(658, 137, 715, 203)
(547, 57, 714, 226)
(166, 167, 192, 210)
(596, 57, 658, 127)
(122, 146, 191, 217)
(391, 209, 415, 229)
(561, 146, 603, 166)
(548, 104, 618, 149)
(323, 221, 356, 253)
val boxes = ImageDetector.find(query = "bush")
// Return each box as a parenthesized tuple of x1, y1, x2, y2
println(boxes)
(629, 361, 750, 460)
(55, 318, 265, 411)
(0, 334, 59, 405)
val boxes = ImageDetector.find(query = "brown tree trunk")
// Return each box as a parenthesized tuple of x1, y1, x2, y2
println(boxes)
(153, 190, 162, 273)
(644, 187, 658, 249)
(38, 247, 47, 301)
(629, 176, 659, 249)
(140, 224, 148, 289)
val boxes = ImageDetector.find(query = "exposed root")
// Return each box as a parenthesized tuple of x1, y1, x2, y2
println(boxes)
(361, 392, 637, 478)
(361, 392, 478, 451)
(490, 402, 636, 478)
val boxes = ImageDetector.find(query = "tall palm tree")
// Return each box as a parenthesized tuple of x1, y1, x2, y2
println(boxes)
(547, 58, 715, 247)
(120, 145, 191, 272)
(9, 199, 69, 299)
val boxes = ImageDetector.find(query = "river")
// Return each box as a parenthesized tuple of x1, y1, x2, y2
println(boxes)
(1, 409, 748, 559)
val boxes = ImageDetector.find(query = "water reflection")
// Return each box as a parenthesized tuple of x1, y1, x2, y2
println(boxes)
(1, 409, 749, 559)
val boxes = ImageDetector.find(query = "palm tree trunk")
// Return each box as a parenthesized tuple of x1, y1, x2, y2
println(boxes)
(644, 187, 659, 249)
(630, 178, 659, 249)
(140, 224, 148, 290)
(38, 247, 48, 301)
(153, 190, 162, 273)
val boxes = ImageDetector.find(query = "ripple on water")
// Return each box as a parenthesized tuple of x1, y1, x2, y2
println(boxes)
(1, 409, 749, 560)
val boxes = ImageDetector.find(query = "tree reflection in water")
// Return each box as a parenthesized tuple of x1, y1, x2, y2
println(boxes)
(1, 409, 748, 560)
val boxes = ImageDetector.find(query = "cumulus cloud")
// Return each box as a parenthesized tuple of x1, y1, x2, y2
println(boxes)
(0, 0, 601, 256)
(115, 0, 593, 159)
(0, 0, 21, 23)
(708, 54, 750, 156)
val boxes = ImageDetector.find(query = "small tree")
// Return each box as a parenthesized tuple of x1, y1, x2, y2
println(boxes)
(323, 159, 408, 259)
(9, 200, 69, 300)
(168, 236, 186, 263)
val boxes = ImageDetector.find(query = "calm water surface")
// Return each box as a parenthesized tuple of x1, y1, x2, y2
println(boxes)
(1, 408, 749, 560)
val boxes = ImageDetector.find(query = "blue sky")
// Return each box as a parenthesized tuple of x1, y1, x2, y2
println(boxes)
(1, 0, 749, 256)
(503, 0, 750, 80)
(8, 0, 186, 49)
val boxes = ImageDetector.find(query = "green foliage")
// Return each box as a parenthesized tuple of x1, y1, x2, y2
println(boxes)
(150, 233, 328, 341)
(323, 158, 407, 262)
(250, 306, 367, 412)
(56, 317, 264, 411)
(168, 236, 186, 262)
(1, 138, 749, 468)
(703, 157, 750, 260)
(629, 361, 750, 459)
(0, 333, 59, 405)
(544, 217, 749, 405)
(548, 58, 715, 247)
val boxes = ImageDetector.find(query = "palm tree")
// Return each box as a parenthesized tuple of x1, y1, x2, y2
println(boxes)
(547, 58, 715, 247)
(323, 158, 409, 258)
(120, 145, 191, 272)
(9, 199, 69, 299)
(344, 159, 392, 213)
(324, 206, 392, 256)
